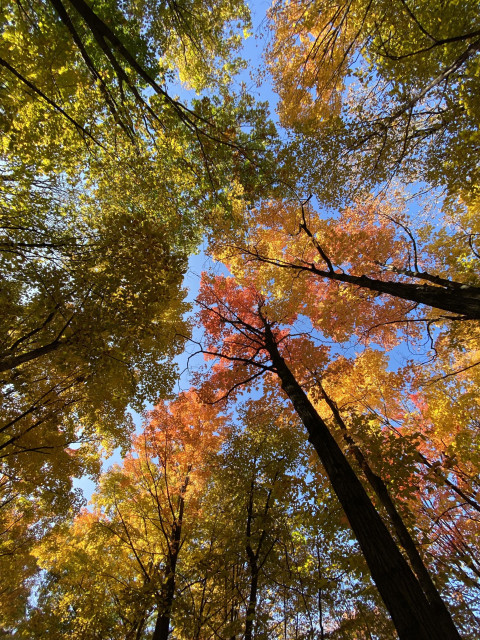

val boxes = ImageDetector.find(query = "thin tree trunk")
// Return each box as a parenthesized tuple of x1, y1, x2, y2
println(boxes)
(417, 452, 480, 512)
(134, 613, 147, 640)
(244, 469, 276, 640)
(319, 385, 459, 635)
(152, 475, 189, 640)
(244, 478, 259, 640)
(153, 567, 177, 640)
(244, 564, 258, 640)
(262, 322, 461, 640)
(316, 544, 325, 640)
(0, 338, 67, 372)
(229, 564, 238, 640)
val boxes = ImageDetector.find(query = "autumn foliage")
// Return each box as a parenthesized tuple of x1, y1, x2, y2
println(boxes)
(2, 0, 480, 638)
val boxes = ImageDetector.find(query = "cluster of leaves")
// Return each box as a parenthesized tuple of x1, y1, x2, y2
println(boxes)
(0, 0, 277, 628)
(267, 0, 480, 200)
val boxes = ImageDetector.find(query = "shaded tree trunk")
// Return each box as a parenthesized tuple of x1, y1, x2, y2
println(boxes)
(228, 564, 239, 640)
(249, 240, 480, 318)
(244, 479, 260, 640)
(244, 561, 258, 640)
(319, 385, 459, 637)
(243, 469, 277, 640)
(262, 321, 461, 640)
(152, 476, 189, 640)
(297, 210, 480, 318)
(153, 565, 177, 640)
(0, 337, 69, 373)
(316, 544, 325, 640)
(311, 267, 480, 319)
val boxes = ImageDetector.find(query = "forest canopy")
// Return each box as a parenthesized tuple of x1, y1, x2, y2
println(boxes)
(1, 0, 479, 638)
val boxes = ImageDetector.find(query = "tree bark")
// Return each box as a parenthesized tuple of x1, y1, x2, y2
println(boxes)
(153, 565, 177, 640)
(316, 544, 325, 640)
(152, 476, 188, 640)
(262, 322, 461, 640)
(251, 245, 480, 318)
(320, 386, 460, 638)
(0, 338, 68, 373)
(244, 477, 260, 640)
(244, 561, 258, 640)
(313, 268, 480, 319)
(294, 210, 480, 318)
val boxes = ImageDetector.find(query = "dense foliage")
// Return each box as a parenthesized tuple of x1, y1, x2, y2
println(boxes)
(1, 0, 479, 638)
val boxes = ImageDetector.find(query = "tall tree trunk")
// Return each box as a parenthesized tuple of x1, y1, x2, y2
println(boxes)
(243, 471, 276, 640)
(256, 239, 480, 317)
(152, 476, 188, 640)
(319, 385, 459, 635)
(228, 564, 238, 640)
(244, 560, 258, 640)
(153, 566, 177, 640)
(295, 212, 480, 318)
(316, 544, 325, 640)
(244, 478, 259, 640)
(262, 322, 461, 640)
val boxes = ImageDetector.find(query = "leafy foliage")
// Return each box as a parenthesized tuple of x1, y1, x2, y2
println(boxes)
(267, 0, 480, 198)
(3, 0, 480, 638)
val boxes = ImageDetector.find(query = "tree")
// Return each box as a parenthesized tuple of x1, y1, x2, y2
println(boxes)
(26, 391, 223, 639)
(306, 341, 480, 633)
(216, 196, 480, 341)
(1, 0, 253, 155)
(0, 0, 275, 541)
(5, 1, 480, 635)
(0, 175, 191, 572)
(215, 403, 307, 640)
(196, 273, 461, 640)
(267, 0, 480, 200)
(23, 389, 396, 638)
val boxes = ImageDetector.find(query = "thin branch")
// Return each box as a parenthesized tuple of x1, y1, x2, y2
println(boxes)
(0, 55, 102, 147)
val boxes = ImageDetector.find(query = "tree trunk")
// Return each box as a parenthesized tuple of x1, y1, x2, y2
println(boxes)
(244, 561, 258, 640)
(320, 386, 460, 637)
(152, 477, 188, 640)
(294, 216, 480, 318)
(263, 323, 461, 640)
(228, 564, 239, 640)
(310, 265, 480, 319)
(316, 544, 325, 640)
(244, 477, 259, 640)
(153, 567, 176, 640)
(0, 338, 67, 372)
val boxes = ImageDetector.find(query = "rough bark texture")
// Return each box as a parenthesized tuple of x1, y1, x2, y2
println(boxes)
(262, 322, 461, 640)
